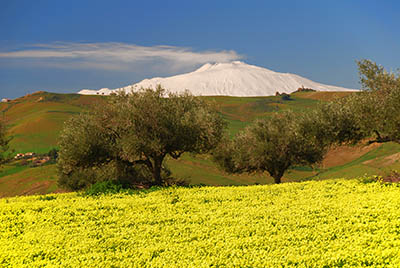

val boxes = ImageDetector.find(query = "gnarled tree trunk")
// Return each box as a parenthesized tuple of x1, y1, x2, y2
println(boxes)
(151, 156, 164, 186)
(270, 168, 285, 184)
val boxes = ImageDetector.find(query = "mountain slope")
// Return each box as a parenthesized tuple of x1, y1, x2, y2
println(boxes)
(79, 61, 357, 96)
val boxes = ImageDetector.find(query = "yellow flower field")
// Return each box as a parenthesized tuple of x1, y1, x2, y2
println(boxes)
(1, 179, 400, 267)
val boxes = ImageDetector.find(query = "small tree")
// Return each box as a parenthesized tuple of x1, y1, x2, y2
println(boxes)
(214, 111, 328, 183)
(58, 86, 226, 189)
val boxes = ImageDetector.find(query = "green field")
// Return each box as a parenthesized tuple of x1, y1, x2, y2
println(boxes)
(1, 90, 400, 197)
(1, 179, 400, 267)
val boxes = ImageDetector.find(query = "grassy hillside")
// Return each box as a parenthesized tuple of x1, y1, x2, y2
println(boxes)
(0, 91, 322, 152)
(0, 91, 105, 153)
(1, 179, 400, 267)
(2, 90, 400, 197)
(315, 142, 400, 180)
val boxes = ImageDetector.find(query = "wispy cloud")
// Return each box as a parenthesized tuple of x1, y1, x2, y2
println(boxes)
(0, 42, 242, 72)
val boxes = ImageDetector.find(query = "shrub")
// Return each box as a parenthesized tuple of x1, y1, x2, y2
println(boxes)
(84, 181, 124, 196)
(381, 171, 400, 184)
(47, 148, 59, 161)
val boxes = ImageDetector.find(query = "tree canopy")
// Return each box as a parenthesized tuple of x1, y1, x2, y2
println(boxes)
(318, 60, 400, 145)
(214, 111, 328, 183)
(57, 86, 226, 189)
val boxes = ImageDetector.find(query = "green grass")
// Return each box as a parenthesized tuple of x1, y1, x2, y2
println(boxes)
(212, 95, 320, 136)
(8, 103, 84, 153)
(0, 163, 30, 178)
(221, 115, 249, 137)
(167, 154, 268, 186)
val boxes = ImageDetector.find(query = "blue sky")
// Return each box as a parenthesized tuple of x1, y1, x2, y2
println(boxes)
(1, 0, 399, 98)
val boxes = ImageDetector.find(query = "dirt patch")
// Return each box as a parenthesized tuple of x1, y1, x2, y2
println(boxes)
(363, 152, 400, 167)
(20, 181, 53, 196)
(293, 91, 353, 101)
(322, 143, 382, 168)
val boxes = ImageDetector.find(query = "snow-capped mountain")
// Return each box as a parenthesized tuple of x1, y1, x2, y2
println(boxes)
(78, 61, 357, 96)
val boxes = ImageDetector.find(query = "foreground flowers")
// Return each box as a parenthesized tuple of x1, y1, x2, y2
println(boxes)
(1, 179, 400, 267)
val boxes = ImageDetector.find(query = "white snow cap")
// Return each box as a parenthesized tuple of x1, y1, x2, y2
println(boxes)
(78, 61, 357, 96)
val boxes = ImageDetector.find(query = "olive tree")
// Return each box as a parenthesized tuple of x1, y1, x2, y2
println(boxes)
(214, 111, 328, 184)
(314, 93, 367, 145)
(317, 60, 400, 145)
(58, 86, 226, 189)
(357, 59, 399, 92)
(355, 60, 400, 143)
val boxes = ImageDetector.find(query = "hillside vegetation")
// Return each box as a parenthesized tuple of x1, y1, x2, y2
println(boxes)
(0, 91, 325, 152)
(1, 179, 400, 267)
(0, 91, 105, 154)
(2, 90, 400, 196)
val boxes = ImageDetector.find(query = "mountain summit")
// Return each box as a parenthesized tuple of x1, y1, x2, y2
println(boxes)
(79, 61, 357, 96)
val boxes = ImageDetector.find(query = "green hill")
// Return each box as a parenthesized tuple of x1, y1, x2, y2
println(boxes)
(1, 90, 400, 197)
(1, 91, 105, 153)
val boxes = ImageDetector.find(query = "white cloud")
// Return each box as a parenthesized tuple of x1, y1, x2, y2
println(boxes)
(0, 42, 242, 72)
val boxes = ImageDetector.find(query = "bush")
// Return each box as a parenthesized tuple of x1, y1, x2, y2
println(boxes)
(84, 181, 124, 196)
(162, 176, 188, 187)
(47, 148, 59, 161)
(281, 93, 292, 101)
(381, 171, 400, 184)
(38, 195, 57, 201)
(357, 172, 400, 185)
(58, 160, 153, 190)
(357, 175, 380, 184)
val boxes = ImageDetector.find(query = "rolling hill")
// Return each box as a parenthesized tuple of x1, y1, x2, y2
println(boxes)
(1, 90, 400, 197)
